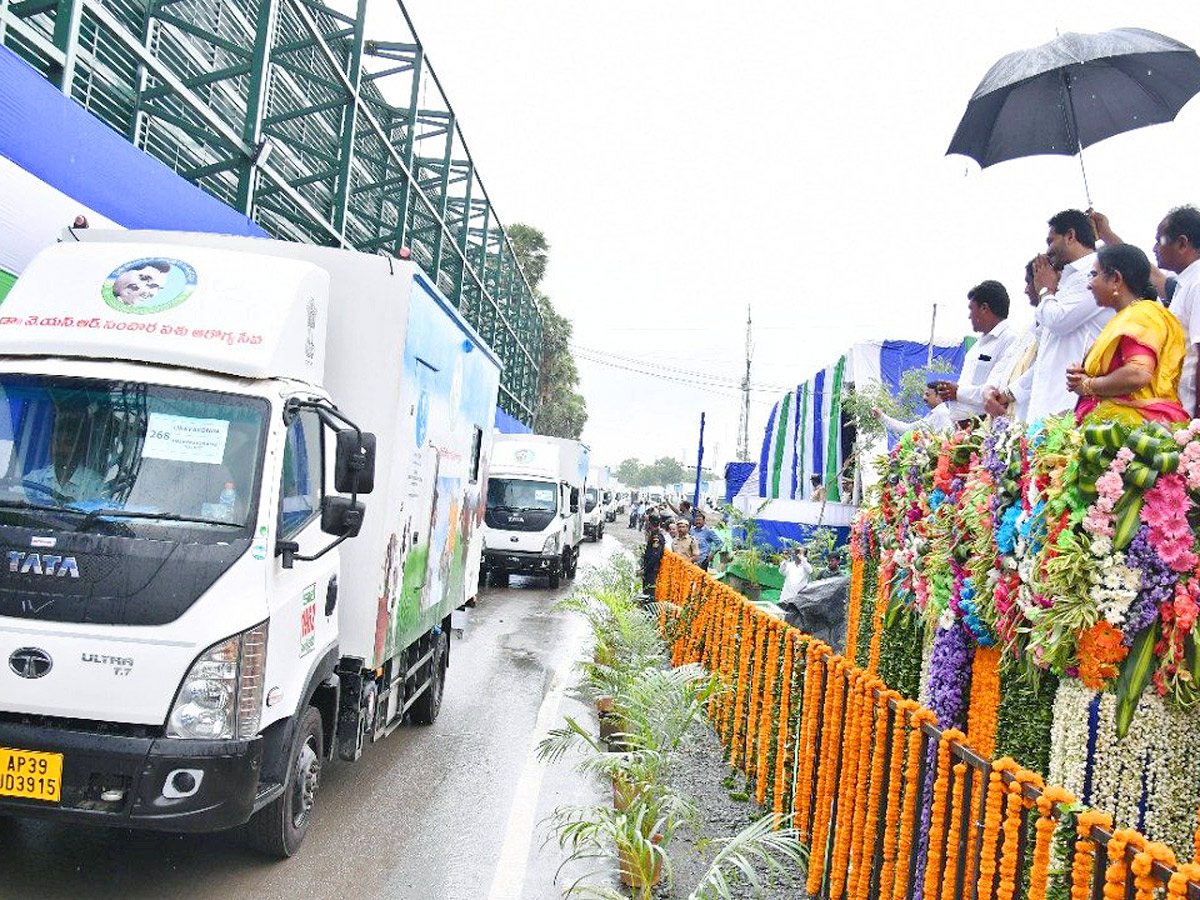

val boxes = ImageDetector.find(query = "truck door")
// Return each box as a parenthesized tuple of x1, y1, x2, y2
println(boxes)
(274, 409, 338, 675)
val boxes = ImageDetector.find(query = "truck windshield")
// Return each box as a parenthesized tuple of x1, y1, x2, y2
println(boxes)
(584, 487, 598, 513)
(487, 478, 557, 513)
(0, 375, 268, 540)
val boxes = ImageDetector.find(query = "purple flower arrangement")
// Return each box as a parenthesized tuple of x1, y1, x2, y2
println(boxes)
(1123, 524, 1171, 642)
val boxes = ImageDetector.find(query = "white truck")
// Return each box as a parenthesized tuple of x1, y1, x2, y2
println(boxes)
(583, 464, 608, 540)
(482, 435, 588, 588)
(0, 231, 501, 857)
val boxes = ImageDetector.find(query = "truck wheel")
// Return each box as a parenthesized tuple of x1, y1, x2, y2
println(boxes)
(598, 523, 605, 539)
(491, 570, 509, 587)
(410, 629, 448, 725)
(566, 551, 578, 579)
(548, 568, 561, 589)
(246, 705, 323, 858)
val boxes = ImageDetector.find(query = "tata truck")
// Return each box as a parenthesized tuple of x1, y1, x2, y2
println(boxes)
(0, 231, 500, 856)
(482, 435, 588, 588)
(583, 464, 608, 541)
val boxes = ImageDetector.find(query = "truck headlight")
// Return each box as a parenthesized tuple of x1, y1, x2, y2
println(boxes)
(543, 532, 561, 554)
(167, 622, 268, 740)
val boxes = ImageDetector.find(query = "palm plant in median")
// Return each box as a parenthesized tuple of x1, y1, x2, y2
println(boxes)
(543, 554, 808, 898)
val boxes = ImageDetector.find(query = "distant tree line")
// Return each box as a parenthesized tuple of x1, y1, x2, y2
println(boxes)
(615, 457, 716, 488)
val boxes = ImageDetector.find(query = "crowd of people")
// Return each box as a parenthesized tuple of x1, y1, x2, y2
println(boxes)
(635, 497, 726, 591)
(876, 205, 1200, 433)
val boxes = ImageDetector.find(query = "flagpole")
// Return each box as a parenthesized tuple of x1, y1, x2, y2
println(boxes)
(693, 412, 705, 510)
(927, 303, 937, 366)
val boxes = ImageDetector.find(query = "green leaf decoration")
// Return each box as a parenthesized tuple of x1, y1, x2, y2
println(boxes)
(1114, 622, 1159, 739)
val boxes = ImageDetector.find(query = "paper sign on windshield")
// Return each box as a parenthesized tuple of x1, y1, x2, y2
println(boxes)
(142, 413, 229, 464)
(534, 489, 554, 501)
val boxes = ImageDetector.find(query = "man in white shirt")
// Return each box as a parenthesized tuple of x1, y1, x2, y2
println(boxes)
(935, 280, 1017, 419)
(1152, 207, 1200, 417)
(778, 546, 813, 605)
(874, 385, 955, 436)
(986, 258, 1042, 421)
(1005, 210, 1113, 422)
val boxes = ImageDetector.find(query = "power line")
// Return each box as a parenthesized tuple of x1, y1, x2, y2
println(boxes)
(573, 350, 784, 396)
(571, 343, 791, 393)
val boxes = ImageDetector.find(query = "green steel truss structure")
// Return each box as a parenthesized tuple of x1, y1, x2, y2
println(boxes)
(0, 0, 542, 421)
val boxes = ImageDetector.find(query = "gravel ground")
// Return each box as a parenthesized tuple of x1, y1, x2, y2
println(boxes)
(604, 523, 808, 900)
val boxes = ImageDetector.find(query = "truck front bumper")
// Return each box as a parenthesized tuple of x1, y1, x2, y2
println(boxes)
(0, 717, 262, 832)
(484, 549, 560, 575)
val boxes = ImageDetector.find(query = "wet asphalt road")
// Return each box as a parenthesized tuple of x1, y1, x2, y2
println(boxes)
(0, 536, 625, 900)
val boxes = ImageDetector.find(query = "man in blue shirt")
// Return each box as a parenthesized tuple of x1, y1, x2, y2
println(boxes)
(691, 511, 721, 570)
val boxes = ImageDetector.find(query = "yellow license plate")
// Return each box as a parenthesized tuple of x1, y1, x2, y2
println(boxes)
(0, 746, 63, 803)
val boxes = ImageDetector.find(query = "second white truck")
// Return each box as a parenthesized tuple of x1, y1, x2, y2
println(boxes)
(482, 435, 588, 588)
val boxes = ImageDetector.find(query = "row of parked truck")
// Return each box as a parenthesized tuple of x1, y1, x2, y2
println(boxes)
(0, 230, 607, 856)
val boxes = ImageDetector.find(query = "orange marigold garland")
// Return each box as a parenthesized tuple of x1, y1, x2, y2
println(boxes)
(995, 778, 1027, 900)
(728, 605, 753, 767)
(708, 589, 727, 721)
(892, 706, 936, 900)
(1168, 862, 1200, 899)
(940, 762, 970, 900)
(878, 699, 918, 900)
(719, 596, 740, 739)
(1071, 809, 1113, 900)
(772, 630, 796, 823)
(836, 674, 877, 900)
(755, 620, 781, 804)
(806, 658, 847, 895)
(1131, 841, 1175, 900)
(794, 643, 826, 838)
(976, 758, 1018, 900)
(829, 670, 868, 900)
(1028, 786, 1076, 900)
(851, 690, 892, 900)
(743, 612, 768, 777)
(868, 560, 890, 673)
(846, 557, 864, 652)
(922, 728, 966, 900)
(1104, 829, 1145, 900)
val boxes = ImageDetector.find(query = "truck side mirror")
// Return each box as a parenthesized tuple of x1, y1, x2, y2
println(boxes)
(321, 495, 365, 537)
(335, 429, 376, 494)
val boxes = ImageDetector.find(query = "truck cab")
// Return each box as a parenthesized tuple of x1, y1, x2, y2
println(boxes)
(0, 233, 500, 857)
(482, 435, 588, 588)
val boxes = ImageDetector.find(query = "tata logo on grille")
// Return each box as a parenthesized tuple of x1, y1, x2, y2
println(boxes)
(9, 648, 52, 679)
(6, 552, 80, 578)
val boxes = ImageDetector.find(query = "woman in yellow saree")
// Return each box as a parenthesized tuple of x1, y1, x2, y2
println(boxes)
(1066, 243, 1188, 426)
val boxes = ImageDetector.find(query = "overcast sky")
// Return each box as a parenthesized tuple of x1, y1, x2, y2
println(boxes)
(368, 1, 1200, 474)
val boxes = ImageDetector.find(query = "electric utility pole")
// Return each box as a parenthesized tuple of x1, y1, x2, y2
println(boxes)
(737, 305, 752, 461)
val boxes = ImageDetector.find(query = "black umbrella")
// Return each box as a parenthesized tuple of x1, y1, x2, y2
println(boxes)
(947, 27, 1200, 202)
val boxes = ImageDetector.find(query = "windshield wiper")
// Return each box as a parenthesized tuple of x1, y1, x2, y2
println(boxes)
(0, 499, 91, 525)
(77, 508, 242, 530)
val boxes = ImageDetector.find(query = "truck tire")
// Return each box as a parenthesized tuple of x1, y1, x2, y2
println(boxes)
(598, 523, 604, 539)
(409, 629, 448, 725)
(246, 705, 323, 858)
(491, 570, 509, 587)
(548, 569, 561, 589)
(565, 550, 578, 580)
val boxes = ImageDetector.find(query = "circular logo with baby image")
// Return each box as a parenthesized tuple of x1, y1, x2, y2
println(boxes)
(102, 258, 197, 315)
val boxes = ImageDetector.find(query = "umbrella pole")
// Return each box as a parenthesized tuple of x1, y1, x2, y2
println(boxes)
(1061, 69, 1094, 206)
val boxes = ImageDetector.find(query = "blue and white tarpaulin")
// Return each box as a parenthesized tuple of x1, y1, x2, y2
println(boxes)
(756, 339, 969, 503)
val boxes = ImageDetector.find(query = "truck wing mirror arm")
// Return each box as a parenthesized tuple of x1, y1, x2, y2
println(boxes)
(276, 497, 366, 569)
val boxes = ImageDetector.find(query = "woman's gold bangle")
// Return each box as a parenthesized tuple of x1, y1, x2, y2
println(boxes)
(1083, 376, 1095, 397)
